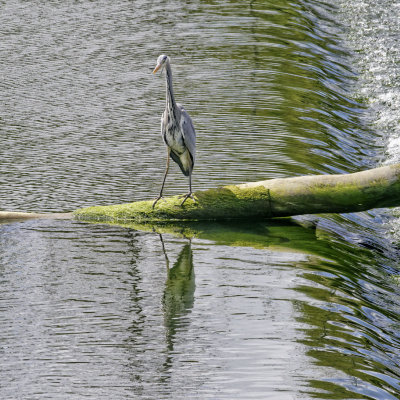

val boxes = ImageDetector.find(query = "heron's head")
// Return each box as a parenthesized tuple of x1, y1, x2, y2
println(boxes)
(153, 54, 170, 74)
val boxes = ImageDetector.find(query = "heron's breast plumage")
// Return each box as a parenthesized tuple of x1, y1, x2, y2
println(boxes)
(162, 112, 186, 154)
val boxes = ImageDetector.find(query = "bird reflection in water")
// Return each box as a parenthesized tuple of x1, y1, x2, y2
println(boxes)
(159, 234, 195, 353)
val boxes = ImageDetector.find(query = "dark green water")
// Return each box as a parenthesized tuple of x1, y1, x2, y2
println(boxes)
(1, 0, 400, 398)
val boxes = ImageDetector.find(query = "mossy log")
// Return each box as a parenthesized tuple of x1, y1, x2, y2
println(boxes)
(74, 163, 400, 222)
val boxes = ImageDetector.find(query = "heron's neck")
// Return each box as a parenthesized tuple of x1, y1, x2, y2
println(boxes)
(165, 62, 177, 117)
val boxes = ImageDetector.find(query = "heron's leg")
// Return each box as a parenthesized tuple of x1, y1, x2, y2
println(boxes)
(180, 170, 196, 206)
(159, 233, 170, 271)
(153, 148, 170, 209)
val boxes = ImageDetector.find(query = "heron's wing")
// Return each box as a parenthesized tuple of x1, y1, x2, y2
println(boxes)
(178, 104, 196, 163)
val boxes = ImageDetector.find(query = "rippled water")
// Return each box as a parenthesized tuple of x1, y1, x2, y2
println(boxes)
(1, 0, 400, 398)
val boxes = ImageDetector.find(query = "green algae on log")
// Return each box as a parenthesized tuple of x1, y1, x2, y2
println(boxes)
(74, 163, 400, 222)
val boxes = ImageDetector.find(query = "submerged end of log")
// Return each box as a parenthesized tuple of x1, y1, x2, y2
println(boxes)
(74, 164, 400, 223)
(0, 211, 73, 221)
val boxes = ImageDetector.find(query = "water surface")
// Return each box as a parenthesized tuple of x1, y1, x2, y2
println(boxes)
(1, 0, 400, 398)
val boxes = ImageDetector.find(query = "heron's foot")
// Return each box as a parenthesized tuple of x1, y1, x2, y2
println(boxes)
(152, 196, 166, 209)
(179, 192, 197, 207)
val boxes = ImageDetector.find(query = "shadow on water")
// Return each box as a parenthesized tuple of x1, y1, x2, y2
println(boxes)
(97, 217, 333, 256)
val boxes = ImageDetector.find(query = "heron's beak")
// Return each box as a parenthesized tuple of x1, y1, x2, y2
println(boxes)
(153, 64, 162, 74)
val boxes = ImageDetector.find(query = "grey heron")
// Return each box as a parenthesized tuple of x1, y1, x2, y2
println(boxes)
(152, 54, 196, 208)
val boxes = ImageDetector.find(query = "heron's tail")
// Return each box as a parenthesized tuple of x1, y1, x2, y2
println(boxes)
(170, 150, 193, 177)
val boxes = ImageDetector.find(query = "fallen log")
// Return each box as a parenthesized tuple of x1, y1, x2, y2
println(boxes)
(74, 163, 400, 222)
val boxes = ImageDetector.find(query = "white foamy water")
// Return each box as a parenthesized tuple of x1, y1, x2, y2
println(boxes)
(337, 0, 400, 165)
(337, 0, 400, 243)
